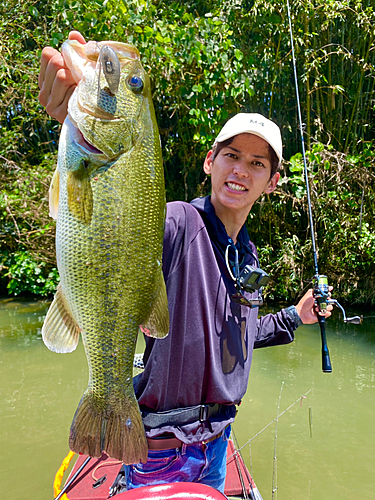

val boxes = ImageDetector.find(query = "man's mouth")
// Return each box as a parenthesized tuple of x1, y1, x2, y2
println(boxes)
(226, 182, 247, 192)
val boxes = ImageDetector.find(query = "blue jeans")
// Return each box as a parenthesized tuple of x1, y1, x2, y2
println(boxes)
(124, 425, 231, 493)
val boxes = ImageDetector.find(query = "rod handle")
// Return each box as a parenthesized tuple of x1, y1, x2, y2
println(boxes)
(318, 314, 332, 373)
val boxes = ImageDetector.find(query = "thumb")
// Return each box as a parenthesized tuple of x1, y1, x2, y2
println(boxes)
(68, 31, 86, 44)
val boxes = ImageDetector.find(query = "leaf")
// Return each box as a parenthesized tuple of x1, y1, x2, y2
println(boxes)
(144, 26, 154, 38)
(28, 5, 39, 17)
(269, 13, 282, 23)
(234, 49, 243, 61)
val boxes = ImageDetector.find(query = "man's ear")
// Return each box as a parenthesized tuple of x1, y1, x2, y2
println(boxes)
(264, 172, 280, 194)
(203, 150, 214, 175)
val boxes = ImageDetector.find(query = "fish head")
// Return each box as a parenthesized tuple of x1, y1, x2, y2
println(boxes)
(62, 39, 151, 159)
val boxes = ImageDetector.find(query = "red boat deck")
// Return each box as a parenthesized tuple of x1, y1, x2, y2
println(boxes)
(56, 439, 261, 499)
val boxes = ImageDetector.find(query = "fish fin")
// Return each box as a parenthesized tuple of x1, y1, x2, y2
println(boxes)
(140, 269, 169, 339)
(42, 283, 80, 353)
(49, 167, 60, 220)
(67, 159, 93, 224)
(69, 391, 148, 465)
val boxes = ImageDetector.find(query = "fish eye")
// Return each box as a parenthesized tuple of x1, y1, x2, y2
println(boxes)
(127, 75, 144, 93)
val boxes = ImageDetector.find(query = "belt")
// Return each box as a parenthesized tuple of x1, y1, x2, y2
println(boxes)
(147, 427, 228, 451)
(141, 403, 228, 429)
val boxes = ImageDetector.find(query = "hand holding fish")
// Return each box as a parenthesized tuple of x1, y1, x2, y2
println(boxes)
(38, 31, 86, 123)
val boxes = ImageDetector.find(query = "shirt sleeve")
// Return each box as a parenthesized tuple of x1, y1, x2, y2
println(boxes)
(162, 202, 188, 279)
(162, 202, 206, 281)
(254, 308, 298, 348)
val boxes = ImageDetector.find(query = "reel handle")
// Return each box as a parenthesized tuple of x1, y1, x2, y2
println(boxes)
(327, 299, 363, 324)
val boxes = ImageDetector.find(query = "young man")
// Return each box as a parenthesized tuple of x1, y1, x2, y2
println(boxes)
(38, 31, 331, 494)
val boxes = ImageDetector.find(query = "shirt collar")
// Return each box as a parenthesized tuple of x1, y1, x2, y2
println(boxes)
(190, 195, 257, 266)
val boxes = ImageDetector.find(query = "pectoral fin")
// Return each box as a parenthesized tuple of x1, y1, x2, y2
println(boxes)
(67, 159, 93, 224)
(140, 269, 169, 339)
(42, 283, 80, 353)
(49, 167, 60, 220)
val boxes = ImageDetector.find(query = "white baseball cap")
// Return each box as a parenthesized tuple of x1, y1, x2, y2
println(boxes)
(214, 113, 283, 162)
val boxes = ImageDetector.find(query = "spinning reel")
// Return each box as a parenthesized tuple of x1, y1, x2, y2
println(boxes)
(313, 275, 363, 373)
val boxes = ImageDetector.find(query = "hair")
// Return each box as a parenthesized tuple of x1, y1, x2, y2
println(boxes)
(211, 136, 280, 178)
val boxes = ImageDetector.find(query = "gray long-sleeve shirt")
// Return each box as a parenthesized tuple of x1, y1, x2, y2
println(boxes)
(134, 197, 298, 443)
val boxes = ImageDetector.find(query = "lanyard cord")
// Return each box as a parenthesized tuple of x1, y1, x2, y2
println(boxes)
(225, 239, 260, 286)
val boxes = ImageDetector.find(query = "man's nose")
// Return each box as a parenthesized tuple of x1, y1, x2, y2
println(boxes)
(232, 161, 248, 177)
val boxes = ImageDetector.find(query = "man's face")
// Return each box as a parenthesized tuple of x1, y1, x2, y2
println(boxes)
(203, 133, 280, 223)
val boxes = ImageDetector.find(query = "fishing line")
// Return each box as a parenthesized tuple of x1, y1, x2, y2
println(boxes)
(232, 439, 249, 499)
(272, 381, 284, 500)
(285, 1, 363, 372)
(228, 389, 312, 458)
(231, 429, 254, 500)
(309, 405, 313, 438)
(286, 0, 318, 275)
(286, 0, 334, 373)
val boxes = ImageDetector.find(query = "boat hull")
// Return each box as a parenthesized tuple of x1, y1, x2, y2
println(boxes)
(55, 439, 262, 499)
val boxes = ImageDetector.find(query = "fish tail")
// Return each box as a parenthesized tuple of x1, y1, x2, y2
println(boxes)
(69, 391, 148, 464)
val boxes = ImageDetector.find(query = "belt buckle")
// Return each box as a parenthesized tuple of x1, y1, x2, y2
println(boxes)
(199, 405, 209, 422)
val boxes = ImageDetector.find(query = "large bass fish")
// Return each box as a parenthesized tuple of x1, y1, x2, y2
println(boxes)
(42, 39, 169, 464)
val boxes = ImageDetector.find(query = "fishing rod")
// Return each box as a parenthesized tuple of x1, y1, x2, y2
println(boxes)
(55, 456, 91, 500)
(286, 0, 362, 373)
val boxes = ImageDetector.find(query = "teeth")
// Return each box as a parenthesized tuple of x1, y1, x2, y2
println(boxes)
(227, 182, 246, 191)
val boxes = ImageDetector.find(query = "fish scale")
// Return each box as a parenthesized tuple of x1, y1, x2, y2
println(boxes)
(42, 39, 169, 465)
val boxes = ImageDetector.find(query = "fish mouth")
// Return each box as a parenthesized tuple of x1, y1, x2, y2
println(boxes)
(77, 129, 105, 155)
(67, 116, 106, 156)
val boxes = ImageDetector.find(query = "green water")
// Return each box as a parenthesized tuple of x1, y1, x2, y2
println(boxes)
(0, 297, 374, 499)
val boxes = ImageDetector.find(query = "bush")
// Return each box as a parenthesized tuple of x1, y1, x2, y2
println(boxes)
(2, 251, 59, 296)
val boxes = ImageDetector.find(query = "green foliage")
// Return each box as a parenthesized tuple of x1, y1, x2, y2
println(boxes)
(0, 0, 374, 303)
(0, 152, 58, 296)
(250, 140, 375, 304)
(3, 251, 59, 296)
